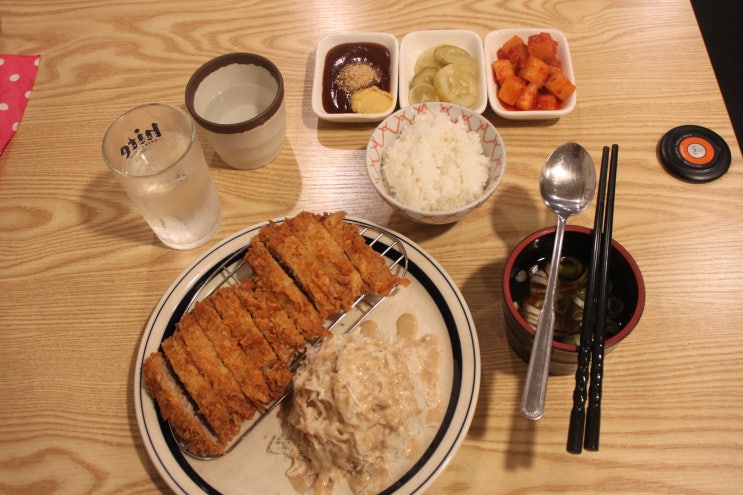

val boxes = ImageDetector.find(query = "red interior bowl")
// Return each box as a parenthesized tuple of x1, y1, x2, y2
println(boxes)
(501, 225, 645, 374)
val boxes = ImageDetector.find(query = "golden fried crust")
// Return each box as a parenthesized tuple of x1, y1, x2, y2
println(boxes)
(321, 211, 408, 295)
(144, 211, 407, 453)
(161, 333, 238, 443)
(286, 211, 367, 310)
(176, 313, 256, 422)
(208, 287, 277, 368)
(262, 365, 293, 399)
(254, 220, 341, 319)
(142, 352, 225, 456)
(245, 242, 329, 342)
(191, 299, 271, 408)
(232, 279, 306, 363)
(209, 286, 291, 398)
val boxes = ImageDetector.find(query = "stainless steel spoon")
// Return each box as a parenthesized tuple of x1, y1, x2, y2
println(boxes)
(521, 142, 596, 420)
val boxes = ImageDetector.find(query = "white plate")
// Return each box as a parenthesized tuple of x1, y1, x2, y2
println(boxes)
(311, 32, 399, 123)
(484, 28, 576, 120)
(398, 30, 488, 114)
(134, 217, 480, 495)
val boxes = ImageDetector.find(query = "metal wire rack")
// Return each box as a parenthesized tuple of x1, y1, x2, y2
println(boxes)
(170, 223, 409, 460)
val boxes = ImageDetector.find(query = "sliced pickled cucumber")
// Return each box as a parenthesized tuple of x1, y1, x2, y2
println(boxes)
(414, 45, 438, 74)
(433, 63, 478, 108)
(410, 66, 438, 88)
(433, 44, 472, 66)
(411, 44, 480, 108)
(435, 45, 479, 76)
(408, 83, 439, 104)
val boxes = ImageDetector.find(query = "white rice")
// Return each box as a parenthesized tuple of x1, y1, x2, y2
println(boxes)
(381, 109, 490, 212)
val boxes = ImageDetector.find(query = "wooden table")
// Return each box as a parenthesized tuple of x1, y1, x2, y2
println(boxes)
(2, 1, 741, 493)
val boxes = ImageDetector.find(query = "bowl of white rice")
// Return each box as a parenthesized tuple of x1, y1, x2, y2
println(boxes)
(366, 102, 506, 224)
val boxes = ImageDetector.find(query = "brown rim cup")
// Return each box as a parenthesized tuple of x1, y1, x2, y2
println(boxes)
(185, 53, 286, 169)
(185, 52, 284, 133)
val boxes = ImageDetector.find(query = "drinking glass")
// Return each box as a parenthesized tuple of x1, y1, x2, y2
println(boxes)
(102, 103, 222, 250)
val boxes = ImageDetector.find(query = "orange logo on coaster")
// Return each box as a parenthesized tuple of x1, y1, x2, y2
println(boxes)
(679, 136, 715, 166)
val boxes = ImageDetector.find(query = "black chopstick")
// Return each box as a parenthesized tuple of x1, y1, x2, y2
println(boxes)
(566, 144, 619, 453)
(584, 144, 619, 451)
(566, 146, 610, 454)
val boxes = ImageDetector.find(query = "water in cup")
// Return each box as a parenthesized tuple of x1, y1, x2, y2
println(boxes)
(203, 83, 274, 124)
(185, 53, 286, 170)
(103, 103, 222, 250)
(120, 137, 222, 249)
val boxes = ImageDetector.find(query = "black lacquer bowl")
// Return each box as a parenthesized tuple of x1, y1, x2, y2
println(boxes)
(502, 225, 645, 375)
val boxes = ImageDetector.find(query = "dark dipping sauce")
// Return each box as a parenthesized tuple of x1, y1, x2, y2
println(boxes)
(322, 42, 391, 114)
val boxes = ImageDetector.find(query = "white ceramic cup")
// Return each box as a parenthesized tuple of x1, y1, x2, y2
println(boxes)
(185, 53, 286, 170)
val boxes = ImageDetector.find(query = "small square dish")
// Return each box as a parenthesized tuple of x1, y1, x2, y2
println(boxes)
(484, 28, 576, 120)
(311, 32, 399, 123)
(399, 30, 488, 114)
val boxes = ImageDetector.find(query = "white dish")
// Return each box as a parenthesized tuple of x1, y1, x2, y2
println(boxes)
(311, 32, 399, 123)
(398, 30, 488, 114)
(134, 217, 481, 495)
(484, 28, 576, 120)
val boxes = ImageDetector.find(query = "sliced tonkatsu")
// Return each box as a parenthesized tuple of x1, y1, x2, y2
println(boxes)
(142, 211, 409, 457)
(176, 312, 256, 422)
(208, 286, 292, 399)
(320, 211, 408, 296)
(161, 332, 239, 444)
(190, 299, 270, 408)
(286, 211, 367, 309)
(231, 279, 306, 364)
(142, 352, 225, 456)
(244, 241, 329, 343)
(253, 220, 345, 319)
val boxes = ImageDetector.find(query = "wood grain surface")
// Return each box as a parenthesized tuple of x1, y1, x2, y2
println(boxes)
(1, 1, 742, 494)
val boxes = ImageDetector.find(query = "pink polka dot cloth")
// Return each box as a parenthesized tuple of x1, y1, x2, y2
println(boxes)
(0, 54, 41, 155)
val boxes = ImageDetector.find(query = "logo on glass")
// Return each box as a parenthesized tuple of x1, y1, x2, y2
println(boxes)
(120, 122, 162, 159)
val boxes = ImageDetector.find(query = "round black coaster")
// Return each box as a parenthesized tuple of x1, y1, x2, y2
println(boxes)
(659, 125, 731, 183)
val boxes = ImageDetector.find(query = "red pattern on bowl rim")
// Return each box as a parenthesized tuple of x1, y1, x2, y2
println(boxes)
(366, 102, 506, 224)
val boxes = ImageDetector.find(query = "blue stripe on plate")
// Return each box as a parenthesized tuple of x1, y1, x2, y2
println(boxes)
(138, 219, 477, 495)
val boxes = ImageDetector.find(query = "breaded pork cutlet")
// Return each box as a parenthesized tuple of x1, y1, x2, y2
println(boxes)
(254, 220, 343, 319)
(176, 313, 256, 422)
(209, 286, 292, 399)
(245, 242, 329, 343)
(142, 352, 225, 456)
(190, 299, 270, 408)
(321, 211, 408, 296)
(143, 210, 409, 455)
(161, 333, 239, 443)
(286, 211, 367, 310)
(232, 279, 307, 364)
